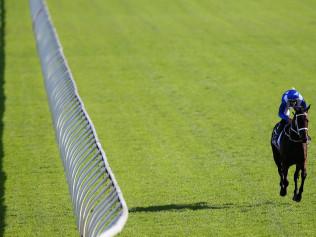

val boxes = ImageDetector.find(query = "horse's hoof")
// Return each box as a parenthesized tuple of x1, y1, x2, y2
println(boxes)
(295, 195, 302, 202)
(280, 188, 287, 196)
(293, 193, 302, 202)
(292, 194, 297, 201)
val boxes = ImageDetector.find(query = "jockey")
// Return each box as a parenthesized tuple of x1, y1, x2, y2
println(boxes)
(275, 88, 308, 137)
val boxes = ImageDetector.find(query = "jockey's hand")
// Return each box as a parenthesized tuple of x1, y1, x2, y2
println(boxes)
(287, 118, 292, 124)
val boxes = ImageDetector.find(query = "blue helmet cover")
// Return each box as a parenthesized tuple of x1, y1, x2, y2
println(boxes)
(286, 89, 299, 100)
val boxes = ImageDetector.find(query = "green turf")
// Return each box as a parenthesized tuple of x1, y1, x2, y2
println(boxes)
(46, 0, 316, 236)
(45, 0, 316, 236)
(1, 0, 78, 236)
(2, 0, 316, 236)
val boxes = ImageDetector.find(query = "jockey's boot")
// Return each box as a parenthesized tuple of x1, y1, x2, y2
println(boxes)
(273, 121, 286, 146)
(272, 125, 280, 146)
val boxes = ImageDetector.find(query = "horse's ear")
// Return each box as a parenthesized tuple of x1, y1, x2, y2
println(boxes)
(305, 104, 311, 112)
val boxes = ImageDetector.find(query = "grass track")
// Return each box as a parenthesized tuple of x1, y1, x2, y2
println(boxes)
(2, 0, 316, 236)
(46, 0, 316, 236)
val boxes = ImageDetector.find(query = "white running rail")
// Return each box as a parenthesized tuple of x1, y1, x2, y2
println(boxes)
(29, 0, 128, 236)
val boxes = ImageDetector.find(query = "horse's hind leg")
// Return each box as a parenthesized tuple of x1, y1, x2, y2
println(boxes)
(280, 165, 289, 196)
(271, 145, 285, 196)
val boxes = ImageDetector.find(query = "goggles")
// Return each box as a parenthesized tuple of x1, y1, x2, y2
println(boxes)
(289, 99, 297, 106)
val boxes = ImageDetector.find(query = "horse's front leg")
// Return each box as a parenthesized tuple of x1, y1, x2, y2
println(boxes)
(294, 168, 307, 202)
(294, 144, 308, 202)
(292, 166, 300, 201)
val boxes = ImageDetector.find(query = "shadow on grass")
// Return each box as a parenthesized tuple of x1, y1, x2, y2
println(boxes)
(129, 202, 232, 213)
(129, 200, 285, 213)
(0, 0, 5, 235)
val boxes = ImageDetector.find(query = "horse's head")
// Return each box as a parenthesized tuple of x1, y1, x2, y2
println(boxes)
(293, 105, 311, 143)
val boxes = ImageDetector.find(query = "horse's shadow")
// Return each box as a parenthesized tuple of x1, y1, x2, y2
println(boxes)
(129, 202, 230, 213)
(129, 201, 284, 213)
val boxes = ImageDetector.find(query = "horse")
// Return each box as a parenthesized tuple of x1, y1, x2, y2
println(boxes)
(271, 105, 311, 202)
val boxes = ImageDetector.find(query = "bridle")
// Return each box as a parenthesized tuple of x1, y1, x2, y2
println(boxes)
(285, 112, 309, 143)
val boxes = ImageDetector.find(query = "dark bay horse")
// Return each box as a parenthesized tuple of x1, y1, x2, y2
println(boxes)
(271, 105, 311, 202)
